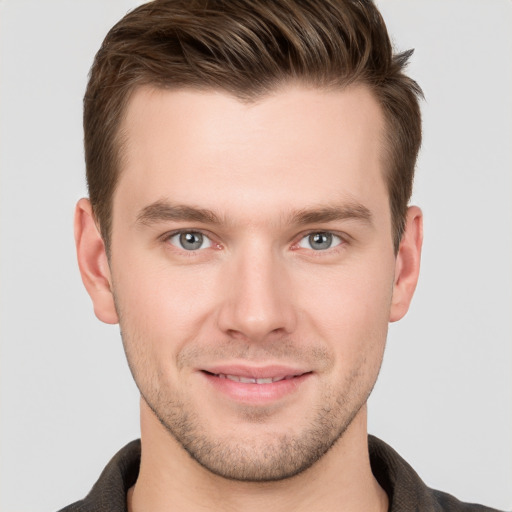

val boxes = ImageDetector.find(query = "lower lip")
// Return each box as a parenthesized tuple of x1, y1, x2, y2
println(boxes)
(201, 372, 311, 404)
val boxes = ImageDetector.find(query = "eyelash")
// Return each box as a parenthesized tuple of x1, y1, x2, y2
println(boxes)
(161, 229, 348, 255)
(161, 229, 220, 256)
(292, 231, 346, 253)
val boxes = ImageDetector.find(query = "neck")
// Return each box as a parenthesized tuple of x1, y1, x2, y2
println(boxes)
(128, 400, 388, 512)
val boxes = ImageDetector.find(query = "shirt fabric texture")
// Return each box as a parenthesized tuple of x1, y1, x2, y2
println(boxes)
(57, 435, 503, 512)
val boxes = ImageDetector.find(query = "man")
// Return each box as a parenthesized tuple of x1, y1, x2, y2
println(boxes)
(61, 1, 502, 511)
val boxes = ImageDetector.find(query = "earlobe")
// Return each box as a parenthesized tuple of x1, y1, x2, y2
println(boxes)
(389, 206, 423, 323)
(74, 198, 119, 324)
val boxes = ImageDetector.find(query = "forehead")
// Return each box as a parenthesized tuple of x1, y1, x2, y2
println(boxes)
(114, 84, 388, 225)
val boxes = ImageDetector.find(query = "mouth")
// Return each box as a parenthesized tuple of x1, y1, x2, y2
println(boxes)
(202, 370, 306, 384)
(199, 366, 312, 403)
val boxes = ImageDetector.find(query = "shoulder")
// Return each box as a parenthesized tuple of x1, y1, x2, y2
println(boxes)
(430, 488, 505, 512)
(368, 435, 505, 512)
(56, 440, 141, 512)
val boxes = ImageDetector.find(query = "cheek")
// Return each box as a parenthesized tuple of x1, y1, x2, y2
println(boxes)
(111, 252, 220, 365)
(295, 261, 393, 369)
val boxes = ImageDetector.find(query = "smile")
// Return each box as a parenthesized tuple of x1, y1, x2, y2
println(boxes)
(200, 367, 312, 404)
(206, 372, 302, 384)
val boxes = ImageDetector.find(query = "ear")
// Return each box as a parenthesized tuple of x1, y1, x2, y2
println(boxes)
(389, 206, 423, 323)
(74, 198, 119, 324)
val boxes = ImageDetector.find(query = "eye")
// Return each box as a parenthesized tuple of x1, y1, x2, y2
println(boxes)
(168, 231, 212, 251)
(298, 232, 343, 251)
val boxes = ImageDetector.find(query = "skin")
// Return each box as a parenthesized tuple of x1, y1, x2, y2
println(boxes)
(75, 84, 422, 512)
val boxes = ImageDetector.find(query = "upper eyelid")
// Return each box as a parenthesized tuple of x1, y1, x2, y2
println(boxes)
(293, 229, 349, 244)
(161, 228, 214, 241)
(159, 228, 349, 247)
(163, 229, 215, 254)
(296, 231, 343, 246)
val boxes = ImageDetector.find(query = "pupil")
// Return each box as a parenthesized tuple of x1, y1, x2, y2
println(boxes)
(180, 232, 203, 250)
(310, 232, 331, 250)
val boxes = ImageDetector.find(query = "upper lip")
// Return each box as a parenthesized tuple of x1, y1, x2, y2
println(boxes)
(199, 364, 310, 380)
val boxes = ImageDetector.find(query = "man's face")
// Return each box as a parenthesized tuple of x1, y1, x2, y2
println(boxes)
(107, 84, 400, 480)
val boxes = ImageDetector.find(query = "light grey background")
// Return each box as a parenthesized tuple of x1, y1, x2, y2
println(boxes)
(1, 1, 511, 511)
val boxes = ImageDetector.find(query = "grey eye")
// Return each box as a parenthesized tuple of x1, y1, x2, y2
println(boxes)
(298, 232, 342, 251)
(168, 231, 211, 251)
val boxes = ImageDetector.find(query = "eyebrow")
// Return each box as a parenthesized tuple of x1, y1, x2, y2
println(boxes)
(136, 200, 222, 226)
(290, 203, 373, 226)
(136, 199, 373, 228)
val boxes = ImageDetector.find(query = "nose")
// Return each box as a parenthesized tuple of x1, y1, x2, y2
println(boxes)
(216, 242, 297, 343)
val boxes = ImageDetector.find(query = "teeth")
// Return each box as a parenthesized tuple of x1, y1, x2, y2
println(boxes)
(216, 373, 296, 384)
(256, 378, 273, 384)
(239, 376, 257, 383)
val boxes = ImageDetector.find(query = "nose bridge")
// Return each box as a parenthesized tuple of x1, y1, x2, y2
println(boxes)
(217, 237, 296, 340)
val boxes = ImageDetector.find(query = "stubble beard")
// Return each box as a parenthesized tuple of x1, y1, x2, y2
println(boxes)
(116, 298, 382, 482)
(123, 341, 375, 482)
(140, 379, 366, 482)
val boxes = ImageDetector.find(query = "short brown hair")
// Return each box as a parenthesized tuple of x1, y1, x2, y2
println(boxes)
(84, 0, 422, 253)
